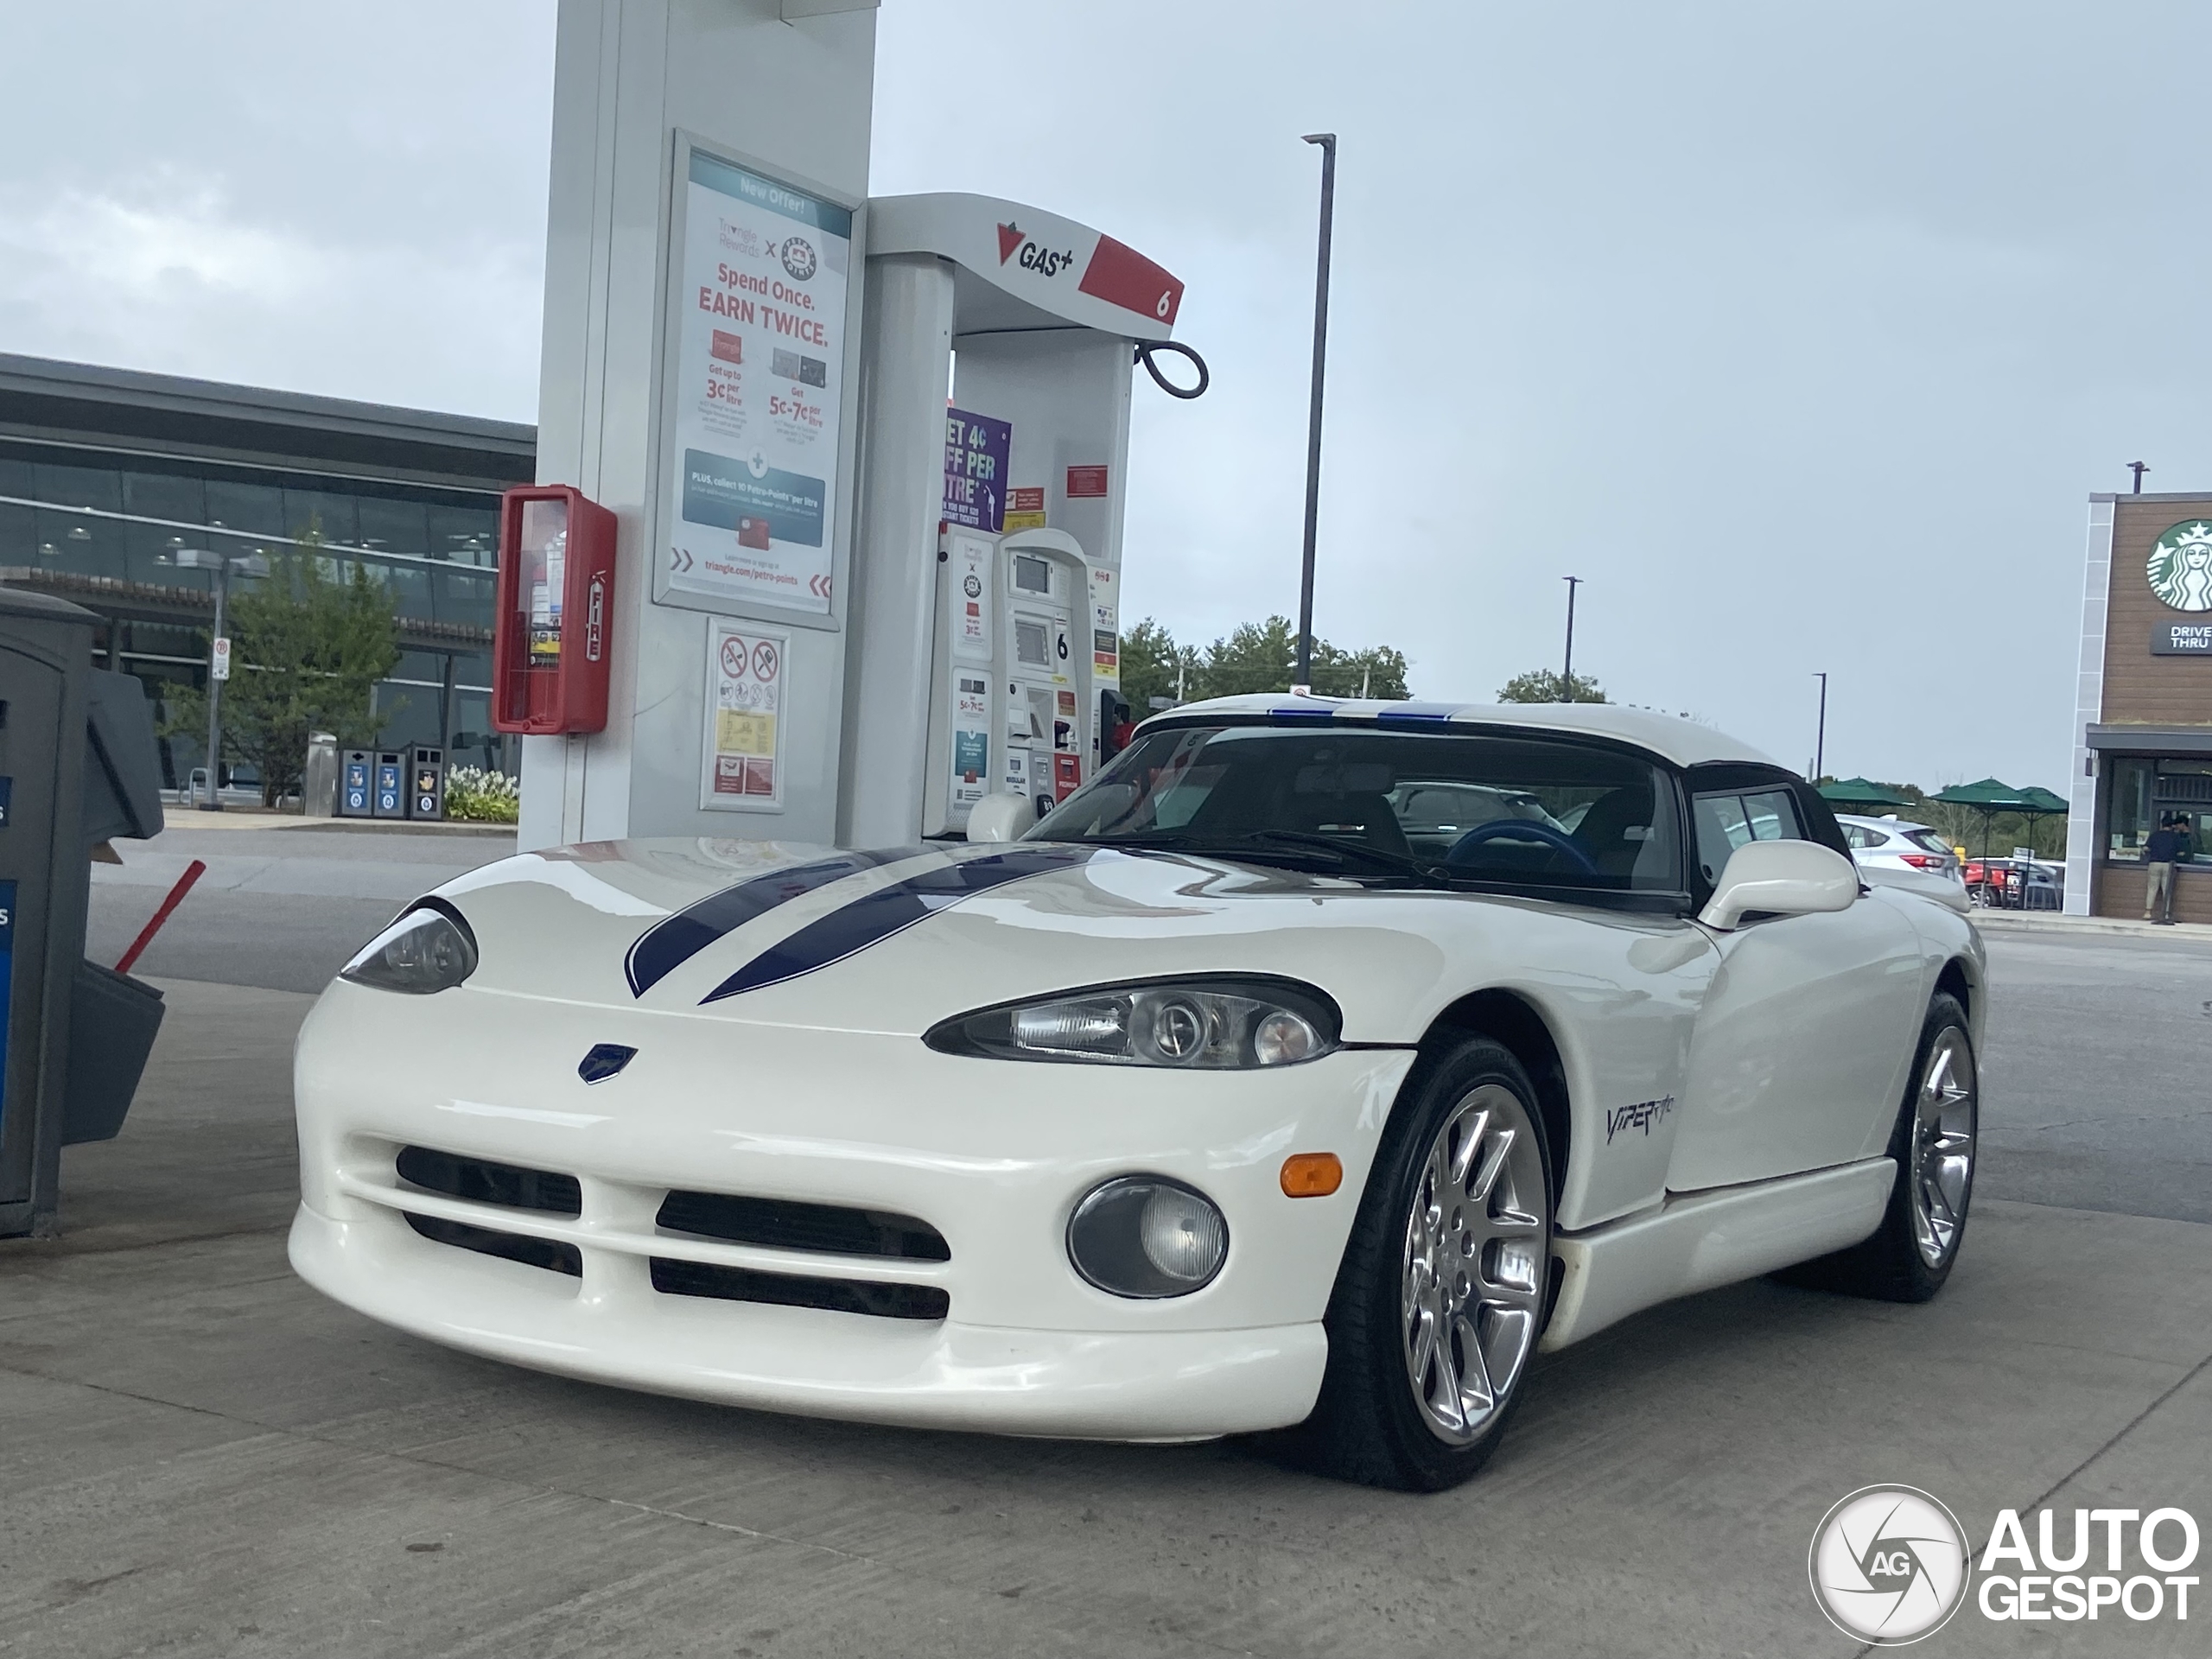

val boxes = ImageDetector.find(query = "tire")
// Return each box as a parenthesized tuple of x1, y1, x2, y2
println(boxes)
(1292, 1037, 1554, 1491)
(1781, 993, 1978, 1302)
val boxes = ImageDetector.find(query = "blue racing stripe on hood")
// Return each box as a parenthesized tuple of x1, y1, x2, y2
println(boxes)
(624, 847, 932, 997)
(699, 846, 1094, 1002)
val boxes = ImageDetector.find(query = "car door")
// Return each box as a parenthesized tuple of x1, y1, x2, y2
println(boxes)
(1667, 772, 1928, 1192)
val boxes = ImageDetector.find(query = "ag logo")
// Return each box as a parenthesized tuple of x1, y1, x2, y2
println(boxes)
(779, 236, 816, 282)
(2148, 520, 2212, 612)
(1809, 1485, 1970, 1644)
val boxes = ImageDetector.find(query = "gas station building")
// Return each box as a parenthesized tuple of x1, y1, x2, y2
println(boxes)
(2066, 491, 2212, 922)
(0, 352, 535, 791)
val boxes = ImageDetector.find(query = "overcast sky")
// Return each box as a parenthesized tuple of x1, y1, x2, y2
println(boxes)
(3, 0, 2207, 788)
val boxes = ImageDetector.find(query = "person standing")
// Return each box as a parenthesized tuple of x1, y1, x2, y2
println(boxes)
(2144, 814, 2182, 924)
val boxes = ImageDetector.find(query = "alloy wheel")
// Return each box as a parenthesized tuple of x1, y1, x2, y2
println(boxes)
(1909, 1027, 1977, 1268)
(1400, 1084, 1548, 1445)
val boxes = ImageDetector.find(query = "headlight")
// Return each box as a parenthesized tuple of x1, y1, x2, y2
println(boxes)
(925, 976, 1338, 1068)
(340, 904, 478, 995)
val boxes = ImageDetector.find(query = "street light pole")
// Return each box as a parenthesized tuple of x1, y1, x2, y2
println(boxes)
(1560, 575, 1582, 702)
(1294, 131, 1337, 692)
(1813, 671, 1828, 781)
(202, 559, 230, 810)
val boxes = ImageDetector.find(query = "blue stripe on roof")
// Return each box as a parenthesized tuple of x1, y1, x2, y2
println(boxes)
(699, 847, 1092, 1002)
(624, 847, 931, 997)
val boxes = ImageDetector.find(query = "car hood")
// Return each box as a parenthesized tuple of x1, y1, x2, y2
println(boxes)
(422, 836, 1672, 1042)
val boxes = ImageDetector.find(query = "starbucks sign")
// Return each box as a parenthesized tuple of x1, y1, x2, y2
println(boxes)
(2147, 519, 2212, 611)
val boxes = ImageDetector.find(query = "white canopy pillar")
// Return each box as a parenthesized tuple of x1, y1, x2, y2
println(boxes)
(522, 0, 877, 850)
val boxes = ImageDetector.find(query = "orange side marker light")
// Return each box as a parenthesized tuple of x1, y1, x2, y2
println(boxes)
(1280, 1153, 1344, 1198)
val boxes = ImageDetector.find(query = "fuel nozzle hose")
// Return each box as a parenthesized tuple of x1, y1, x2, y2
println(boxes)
(1135, 338, 1209, 399)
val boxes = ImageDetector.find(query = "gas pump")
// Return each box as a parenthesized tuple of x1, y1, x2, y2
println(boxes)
(925, 528, 1100, 836)
(841, 193, 1196, 846)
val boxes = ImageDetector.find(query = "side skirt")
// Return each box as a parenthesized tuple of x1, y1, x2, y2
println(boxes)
(1539, 1158, 1895, 1351)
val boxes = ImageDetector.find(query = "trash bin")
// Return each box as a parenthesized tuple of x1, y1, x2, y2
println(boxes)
(302, 733, 339, 819)
(407, 746, 446, 821)
(340, 749, 373, 817)
(372, 750, 406, 819)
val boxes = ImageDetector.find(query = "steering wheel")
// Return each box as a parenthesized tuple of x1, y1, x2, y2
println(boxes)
(1446, 818, 1600, 875)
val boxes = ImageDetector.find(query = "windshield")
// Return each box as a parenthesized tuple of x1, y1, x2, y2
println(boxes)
(1033, 723, 1683, 895)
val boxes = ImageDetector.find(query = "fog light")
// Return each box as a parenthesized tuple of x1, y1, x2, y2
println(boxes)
(1067, 1176, 1229, 1298)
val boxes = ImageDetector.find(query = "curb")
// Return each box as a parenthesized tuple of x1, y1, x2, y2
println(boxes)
(1972, 912, 2212, 941)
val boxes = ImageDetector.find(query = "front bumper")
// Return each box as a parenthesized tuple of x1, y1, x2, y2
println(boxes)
(291, 981, 1414, 1440)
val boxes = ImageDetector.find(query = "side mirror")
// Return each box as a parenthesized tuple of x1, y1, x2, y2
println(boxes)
(967, 792, 1036, 844)
(1698, 839, 1859, 930)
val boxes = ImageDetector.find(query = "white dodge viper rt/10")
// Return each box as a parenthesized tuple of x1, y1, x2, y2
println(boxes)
(291, 696, 1983, 1491)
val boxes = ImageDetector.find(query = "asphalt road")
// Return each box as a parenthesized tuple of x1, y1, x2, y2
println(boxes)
(88, 825, 515, 995)
(1976, 928, 2212, 1224)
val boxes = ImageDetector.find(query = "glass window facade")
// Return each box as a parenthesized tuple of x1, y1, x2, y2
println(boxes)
(2107, 758, 2212, 863)
(0, 435, 507, 791)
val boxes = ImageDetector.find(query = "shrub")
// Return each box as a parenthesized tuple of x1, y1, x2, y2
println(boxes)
(444, 766, 519, 824)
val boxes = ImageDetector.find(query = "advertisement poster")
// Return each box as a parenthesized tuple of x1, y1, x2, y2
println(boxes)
(702, 620, 787, 810)
(946, 529, 994, 661)
(950, 672, 991, 816)
(943, 408, 1012, 531)
(668, 148, 852, 616)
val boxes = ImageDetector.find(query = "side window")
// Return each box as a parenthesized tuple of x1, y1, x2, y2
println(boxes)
(1840, 823, 1869, 849)
(1740, 788, 1802, 842)
(1692, 788, 1808, 886)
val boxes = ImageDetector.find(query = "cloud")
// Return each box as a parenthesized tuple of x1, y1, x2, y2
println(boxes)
(0, 172, 541, 418)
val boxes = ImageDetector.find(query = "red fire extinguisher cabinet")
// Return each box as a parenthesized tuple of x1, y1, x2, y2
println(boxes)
(492, 486, 617, 734)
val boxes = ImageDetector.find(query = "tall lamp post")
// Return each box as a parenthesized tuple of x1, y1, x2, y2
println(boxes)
(1811, 671, 1829, 780)
(1293, 131, 1337, 693)
(175, 548, 270, 810)
(1560, 575, 1582, 702)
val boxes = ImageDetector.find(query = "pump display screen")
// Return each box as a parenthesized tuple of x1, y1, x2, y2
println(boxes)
(1013, 555, 1051, 595)
(1015, 619, 1050, 667)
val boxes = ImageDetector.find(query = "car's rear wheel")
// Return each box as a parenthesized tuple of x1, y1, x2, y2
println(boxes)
(1782, 993, 1978, 1302)
(1294, 1038, 1554, 1491)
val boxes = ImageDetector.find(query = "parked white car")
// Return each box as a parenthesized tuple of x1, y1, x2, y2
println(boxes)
(292, 696, 1985, 1491)
(1837, 814, 1962, 882)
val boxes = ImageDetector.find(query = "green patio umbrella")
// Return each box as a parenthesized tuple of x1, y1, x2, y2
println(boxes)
(1817, 777, 1912, 811)
(1930, 779, 2066, 858)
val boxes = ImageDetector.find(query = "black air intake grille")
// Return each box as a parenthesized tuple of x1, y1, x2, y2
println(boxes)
(649, 1256, 948, 1321)
(656, 1191, 950, 1262)
(397, 1147, 582, 1217)
(404, 1212, 582, 1277)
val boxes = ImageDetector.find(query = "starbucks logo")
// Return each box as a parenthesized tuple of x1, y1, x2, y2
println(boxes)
(2147, 520, 2212, 612)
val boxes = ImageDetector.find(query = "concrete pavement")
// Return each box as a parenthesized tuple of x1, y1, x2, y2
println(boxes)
(2, 959, 2209, 1656)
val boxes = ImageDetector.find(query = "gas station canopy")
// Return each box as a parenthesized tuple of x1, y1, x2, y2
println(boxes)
(868, 194, 1184, 341)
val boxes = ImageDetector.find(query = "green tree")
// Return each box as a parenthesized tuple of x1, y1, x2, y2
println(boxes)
(1497, 668, 1605, 704)
(1198, 615, 1300, 697)
(1311, 640, 1410, 700)
(1117, 618, 1191, 712)
(1117, 614, 1417, 705)
(168, 537, 402, 805)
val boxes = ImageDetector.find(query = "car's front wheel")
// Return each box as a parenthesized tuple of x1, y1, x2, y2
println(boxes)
(1783, 992, 1979, 1302)
(1294, 1037, 1554, 1491)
